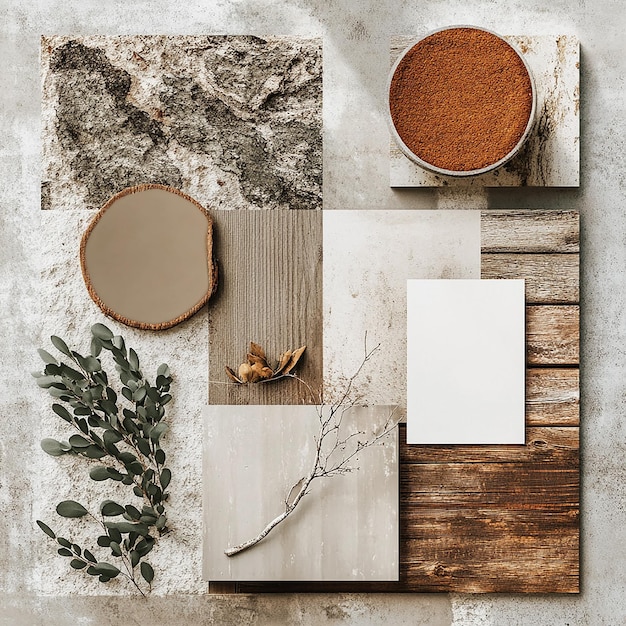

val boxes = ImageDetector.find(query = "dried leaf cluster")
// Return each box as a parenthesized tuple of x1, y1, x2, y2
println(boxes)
(225, 342, 306, 384)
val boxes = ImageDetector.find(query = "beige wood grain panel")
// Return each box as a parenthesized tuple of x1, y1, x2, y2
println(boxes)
(526, 368, 579, 426)
(481, 210, 579, 253)
(401, 426, 578, 463)
(481, 253, 579, 303)
(208, 210, 323, 405)
(527, 305, 579, 365)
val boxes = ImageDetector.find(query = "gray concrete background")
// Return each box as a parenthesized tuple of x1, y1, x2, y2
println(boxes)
(0, 0, 624, 624)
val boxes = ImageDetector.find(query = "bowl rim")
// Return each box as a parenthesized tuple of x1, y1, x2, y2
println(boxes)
(387, 24, 537, 178)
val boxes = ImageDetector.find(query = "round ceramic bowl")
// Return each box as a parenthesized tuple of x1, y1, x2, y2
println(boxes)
(387, 25, 537, 177)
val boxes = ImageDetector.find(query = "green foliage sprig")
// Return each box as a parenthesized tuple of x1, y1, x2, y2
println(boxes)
(33, 323, 173, 595)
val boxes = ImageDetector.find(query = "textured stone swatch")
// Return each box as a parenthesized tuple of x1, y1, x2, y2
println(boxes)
(41, 36, 322, 211)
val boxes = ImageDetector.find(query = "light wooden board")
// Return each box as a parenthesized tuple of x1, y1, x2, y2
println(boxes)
(389, 36, 580, 188)
(208, 210, 323, 405)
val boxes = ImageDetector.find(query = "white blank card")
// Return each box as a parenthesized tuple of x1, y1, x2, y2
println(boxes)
(407, 279, 525, 445)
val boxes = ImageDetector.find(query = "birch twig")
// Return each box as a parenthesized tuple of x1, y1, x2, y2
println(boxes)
(224, 337, 399, 557)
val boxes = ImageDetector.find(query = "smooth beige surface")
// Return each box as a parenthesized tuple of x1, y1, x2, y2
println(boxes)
(83, 188, 211, 326)
(203, 405, 398, 582)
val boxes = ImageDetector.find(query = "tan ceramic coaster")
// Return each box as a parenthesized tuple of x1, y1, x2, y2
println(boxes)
(80, 184, 217, 330)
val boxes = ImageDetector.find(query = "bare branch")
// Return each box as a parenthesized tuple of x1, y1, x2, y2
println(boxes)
(224, 337, 398, 558)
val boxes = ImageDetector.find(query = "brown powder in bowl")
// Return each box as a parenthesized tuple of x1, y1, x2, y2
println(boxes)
(389, 27, 534, 173)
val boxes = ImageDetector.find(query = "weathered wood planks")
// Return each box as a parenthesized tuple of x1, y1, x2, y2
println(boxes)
(481, 210, 580, 253)
(527, 305, 580, 365)
(208, 210, 323, 406)
(526, 368, 579, 426)
(481, 254, 579, 303)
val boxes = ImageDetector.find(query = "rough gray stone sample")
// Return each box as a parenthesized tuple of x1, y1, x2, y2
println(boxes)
(41, 36, 322, 211)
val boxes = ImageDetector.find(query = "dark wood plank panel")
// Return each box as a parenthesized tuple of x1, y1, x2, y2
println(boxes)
(481, 209, 579, 253)
(401, 427, 578, 464)
(527, 368, 579, 426)
(481, 253, 579, 303)
(527, 305, 579, 365)
(208, 210, 323, 405)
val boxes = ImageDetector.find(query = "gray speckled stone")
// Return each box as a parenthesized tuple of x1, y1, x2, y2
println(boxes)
(41, 35, 322, 211)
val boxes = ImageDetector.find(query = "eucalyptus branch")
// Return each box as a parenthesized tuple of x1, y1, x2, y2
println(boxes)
(34, 324, 168, 593)
(224, 337, 398, 557)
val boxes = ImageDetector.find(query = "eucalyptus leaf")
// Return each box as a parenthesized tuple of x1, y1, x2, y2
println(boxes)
(36, 376, 60, 389)
(82, 445, 107, 460)
(58, 547, 73, 557)
(128, 349, 140, 372)
(125, 505, 141, 520)
(137, 437, 152, 457)
(84, 549, 96, 563)
(140, 561, 154, 584)
(41, 438, 68, 457)
(38, 349, 58, 365)
(56, 501, 88, 518)
(50, 335, 72, 357)
(70, 559, 87, 569)
(52, 404, 72, 422)
(100, 500, 125, 517)
(130, 550, 140, 568)
(97, 535, 111, 548)
(156, 364, 170, 378)
(68, 434, 90, 449)
(36, 520, 56, 539)
(57, 537, 71, 548)
(149, 423, 168, 442)
(160, 468, 171, 490)
(155, 449, 166, 465)
(89, 466, 110, 481)
(110, 541, 122, 557)
(103, 429, 123, 444)
(90, 337, 102, 358)
(93, 562, 120, 578)
(91, 323, 114, 340)
(105, 521, 149, 536)
(121, 387, 133, 402)
(83, 356, 101, 373)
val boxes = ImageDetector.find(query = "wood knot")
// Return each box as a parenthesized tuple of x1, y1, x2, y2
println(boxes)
(434, 564, 448, 577)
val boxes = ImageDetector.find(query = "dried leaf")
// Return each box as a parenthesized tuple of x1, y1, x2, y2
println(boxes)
(274, 350, 292, 376)
(247, 353, 269, 368)
(225, 366, 243, 384)
(250, 362, 273, 381)
(249, 342, 266, 361)
(238, 363, 253, 383)
(283, 346, 306, 375)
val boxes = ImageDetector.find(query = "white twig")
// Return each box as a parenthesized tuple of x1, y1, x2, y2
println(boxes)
(224, 337, 398, 557)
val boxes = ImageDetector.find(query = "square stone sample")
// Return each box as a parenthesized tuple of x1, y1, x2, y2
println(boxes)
(41, 35, 322, 211)
(203, 405, 398, 582)
(389, 35, 579, 187)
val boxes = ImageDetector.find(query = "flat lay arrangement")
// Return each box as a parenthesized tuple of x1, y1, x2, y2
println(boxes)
(36, 27, 580, 597)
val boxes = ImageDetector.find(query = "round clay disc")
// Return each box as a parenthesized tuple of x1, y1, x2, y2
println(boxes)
(80, 184, 217, 330)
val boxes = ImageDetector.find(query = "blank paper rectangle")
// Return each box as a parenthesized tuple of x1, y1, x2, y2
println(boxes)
(407, 279, 525, 445)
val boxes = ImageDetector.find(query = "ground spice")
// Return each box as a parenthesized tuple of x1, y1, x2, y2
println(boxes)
(389, 27, 533, 172)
